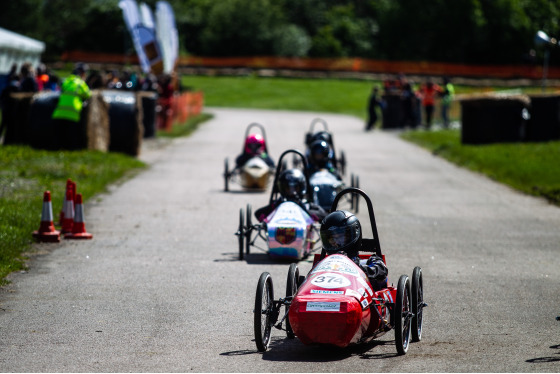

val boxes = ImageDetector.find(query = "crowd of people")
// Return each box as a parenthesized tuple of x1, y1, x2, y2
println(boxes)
(366, 74, 455, 131)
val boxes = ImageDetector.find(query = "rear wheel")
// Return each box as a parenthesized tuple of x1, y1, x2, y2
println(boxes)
(353, 176, 360, 213)
(350, 174, 355, 210)
(339, 151, 346, 176)
(224, 158, 230, 192)
(411, 266, 424, 342)
(245, 204, 252, 255)
(285, 263, 299, 339)
(238, 209, 244, 260)
(254, 272, 274, 352)
(395, 274, 411, 355)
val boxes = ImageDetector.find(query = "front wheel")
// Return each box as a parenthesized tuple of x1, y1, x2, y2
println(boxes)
(395, 274, 411, 355)
(238, 209, 244, 260)
(245, 204, 252, 255)
(285, 263, 299, 339)
(411, 266, 424, 342)
(224, 158, 230, 192)
(254, 272, 274, 352)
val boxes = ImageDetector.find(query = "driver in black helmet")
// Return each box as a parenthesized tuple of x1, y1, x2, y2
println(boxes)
(254, 169, 327, 222)
(307, 140, 340, 178)
(320, 210, 388, 290)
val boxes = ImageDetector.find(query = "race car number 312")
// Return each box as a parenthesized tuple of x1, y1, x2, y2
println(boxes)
(310, 272, 351, 288)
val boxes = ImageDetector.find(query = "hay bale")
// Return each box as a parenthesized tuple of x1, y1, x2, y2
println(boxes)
(527, 94, 560, 142)
(85, 90, 110, 151)
(460, 94, 530, 144)
(102, 90, 143, 156)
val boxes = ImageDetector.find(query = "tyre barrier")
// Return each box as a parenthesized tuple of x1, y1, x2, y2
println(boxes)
(101, 90, 143, 156)
(460, 95, 530, 145)
(138, 91, 157, 138)
(382, 94, 404, 129)
(526, 94, 560, 142)
(3, 91, 110, 151)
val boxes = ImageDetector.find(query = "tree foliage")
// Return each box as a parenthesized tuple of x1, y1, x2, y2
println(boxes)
(1, 0, 559, 65)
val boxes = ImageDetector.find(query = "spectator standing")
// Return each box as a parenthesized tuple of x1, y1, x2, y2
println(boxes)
(52, 63, 91, 150)
(418, 78, 442, 129)
(19, 62, 38, 93)
(35, 63, 50, 91)
(400, 82, 417, 128)
(0, 64, 20, 141)
(365, 86, 382, 131)
(440, 77, 455, 128)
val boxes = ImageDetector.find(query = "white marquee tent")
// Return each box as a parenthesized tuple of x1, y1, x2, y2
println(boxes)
(0, 27, 45, 74)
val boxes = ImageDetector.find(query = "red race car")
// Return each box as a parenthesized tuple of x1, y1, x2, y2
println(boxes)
(253, 187, 426, 355)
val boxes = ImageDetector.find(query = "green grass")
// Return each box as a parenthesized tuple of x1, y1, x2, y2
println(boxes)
(181, 75, 376, 119)
(401, 130, 560, 205)
(157, 113, 214, 138)
(0, 146, 146, 284)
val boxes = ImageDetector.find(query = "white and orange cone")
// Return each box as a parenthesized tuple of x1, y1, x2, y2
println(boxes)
(59, 179, 73, 226)
(33, 191, 61, 242)
(60, 189, 74, 234)
(65, 194, 92, 239)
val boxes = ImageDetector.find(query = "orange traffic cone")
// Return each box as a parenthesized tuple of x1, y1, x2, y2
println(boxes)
(33, 191, 61, 242)
(61, 189, 74, 234)
(59, 179, 73, 225)
(65, 194, 92, 239)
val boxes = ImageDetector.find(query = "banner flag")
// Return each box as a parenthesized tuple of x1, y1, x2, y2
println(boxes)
(119, 0, 163, 74)
(156, 1, 179, 74)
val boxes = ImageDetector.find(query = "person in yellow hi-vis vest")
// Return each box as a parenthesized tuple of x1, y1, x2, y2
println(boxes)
(52, 63, 91, 150)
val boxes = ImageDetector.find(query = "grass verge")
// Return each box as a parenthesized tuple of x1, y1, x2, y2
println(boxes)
(401, 129, 560, 205)
(181, 75, 375, 119)
(0, 146, 146, 284)
(156, 113, 214, 138)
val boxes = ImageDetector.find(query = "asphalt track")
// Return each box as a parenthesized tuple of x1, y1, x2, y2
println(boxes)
(1, 108, 559, 372)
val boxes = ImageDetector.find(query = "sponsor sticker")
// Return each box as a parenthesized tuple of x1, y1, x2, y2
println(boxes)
(357, 276, 374, 296)
(310, 290, 344, 295)
(311, 256, 360, 276)
(306, 301, 341, 312)
(361, 299, 369, 309)
(311, 273, 351, 289)
(345, 289, 363, 299)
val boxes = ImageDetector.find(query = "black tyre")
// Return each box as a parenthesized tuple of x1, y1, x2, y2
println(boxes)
(238, 209, 244, 260)
(245, 204, 252, 255)
(254, 272, 274, 352)
(339, 151, 346, 176)
(224, 158, 230, 192)
(354, 176, 360, 213)
(285, 263, 299, 339)
(395, 274, 411, 355)
(350, 174, 355, 210)
(411, 266, 424, 342)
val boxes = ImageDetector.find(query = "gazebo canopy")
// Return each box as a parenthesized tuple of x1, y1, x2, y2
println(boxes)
(0, 27, 45, 74)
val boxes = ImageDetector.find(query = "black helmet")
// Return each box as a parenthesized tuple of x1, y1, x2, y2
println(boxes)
(278, 169, 306, 199)
(309, 140, 331, 168)
(311, 131, 332, 146)
(320, 210, 361, 257)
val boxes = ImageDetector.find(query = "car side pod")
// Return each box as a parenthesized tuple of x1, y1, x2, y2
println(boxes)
(288, 296, 365, 348)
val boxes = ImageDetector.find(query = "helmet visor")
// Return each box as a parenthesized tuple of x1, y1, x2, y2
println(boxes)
(320, 225, 358, 253)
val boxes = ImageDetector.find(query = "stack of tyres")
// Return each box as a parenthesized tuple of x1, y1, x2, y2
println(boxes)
(460, 95, 530, 145)
(527, 95, 560, 142)
(138, 91, 157, 138)
(382, 94, 404, 129)
(102, 90, 143, 156)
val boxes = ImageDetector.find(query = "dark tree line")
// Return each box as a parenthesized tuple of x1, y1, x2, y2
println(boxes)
(2, 0, 560, 65)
